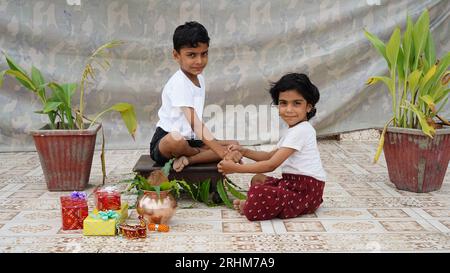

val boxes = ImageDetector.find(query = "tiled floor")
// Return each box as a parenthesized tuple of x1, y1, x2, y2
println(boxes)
(0, 139, 449, 252)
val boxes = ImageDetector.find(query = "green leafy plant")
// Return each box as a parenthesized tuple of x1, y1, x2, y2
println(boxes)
(122, 159, 247, 208)
(364, 9, 449, 162)
(1, 41, 138, 182)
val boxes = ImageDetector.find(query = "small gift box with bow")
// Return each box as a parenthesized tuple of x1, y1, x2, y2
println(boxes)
(93, 202, 129, 223)
(83, 210, 121, 236)
(60, 191, 89, 230)
(94, 186, 121, 211)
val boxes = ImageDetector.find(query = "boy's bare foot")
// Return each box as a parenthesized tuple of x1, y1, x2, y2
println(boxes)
(233, 199, 246, 215)
(173, 156, 189, 172)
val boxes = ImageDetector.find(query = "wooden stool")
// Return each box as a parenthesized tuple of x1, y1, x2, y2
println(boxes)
(132, 155, 224, 186)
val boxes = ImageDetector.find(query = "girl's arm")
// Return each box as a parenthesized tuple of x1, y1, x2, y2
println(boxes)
(241, 148, 278, 162)
(218, 147, 295, 174)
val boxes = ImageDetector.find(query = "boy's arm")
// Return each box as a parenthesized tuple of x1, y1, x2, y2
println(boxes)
(218, 147, 295, 174)
(181, 107, 228, 158)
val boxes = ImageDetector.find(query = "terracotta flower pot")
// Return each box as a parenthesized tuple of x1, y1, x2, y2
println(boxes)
(383, 127, 450, 193)
(30, 124, 101, 191)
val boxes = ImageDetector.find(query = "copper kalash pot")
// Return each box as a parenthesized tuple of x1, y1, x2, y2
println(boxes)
(136, 190, 177, 224)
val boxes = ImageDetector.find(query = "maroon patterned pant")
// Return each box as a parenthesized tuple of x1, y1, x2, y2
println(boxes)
(242, 173, 325, 221)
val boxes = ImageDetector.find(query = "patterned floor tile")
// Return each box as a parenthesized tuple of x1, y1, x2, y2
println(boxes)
(283, 220, 326, 232)
(0, 141, 448, 252)
(321, 220, 385, 233)
(315, 208, 373, 219)
(379, 220, 437, 232)
(367, 209, 411, 218)
(0, 221, 61, 236)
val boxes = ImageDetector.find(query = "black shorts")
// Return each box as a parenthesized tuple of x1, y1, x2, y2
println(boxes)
(150, 127, 204, 166)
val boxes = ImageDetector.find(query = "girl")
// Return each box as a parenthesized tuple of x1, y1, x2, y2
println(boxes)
(217, 73, 326, 221)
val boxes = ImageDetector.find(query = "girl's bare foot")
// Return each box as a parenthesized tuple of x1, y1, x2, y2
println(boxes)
(233, 199, 246, 215)
(173, 156, 189, 172)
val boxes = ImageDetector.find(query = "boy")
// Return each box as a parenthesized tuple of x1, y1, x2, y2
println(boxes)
(150, 21, 242, 172)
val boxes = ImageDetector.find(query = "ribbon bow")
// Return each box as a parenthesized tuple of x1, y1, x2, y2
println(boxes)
(97, 210, 119, 221)
(70, 191, 87, 200)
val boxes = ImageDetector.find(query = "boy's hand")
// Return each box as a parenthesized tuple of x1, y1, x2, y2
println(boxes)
(223, 150, 243, 163)
(217, 159, 238, 175)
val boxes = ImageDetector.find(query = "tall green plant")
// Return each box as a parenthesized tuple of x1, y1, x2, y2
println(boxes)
(1, 41, 138, 182)
(364, 9, 450, 162)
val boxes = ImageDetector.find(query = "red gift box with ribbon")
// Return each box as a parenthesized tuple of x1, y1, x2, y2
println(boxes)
(60, 192, 88, 230)
(94, 186, 121, 211)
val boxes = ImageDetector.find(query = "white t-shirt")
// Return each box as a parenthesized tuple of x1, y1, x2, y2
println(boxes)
(276, 121, 327, 182)
(156, 69, 206, 139)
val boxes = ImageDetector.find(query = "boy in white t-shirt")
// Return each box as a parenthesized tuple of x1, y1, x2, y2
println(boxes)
(218, 73, 327, 221)
(150, 21, 242, 171)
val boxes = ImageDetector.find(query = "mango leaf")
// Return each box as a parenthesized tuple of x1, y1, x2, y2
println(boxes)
(216, 180, 233, 208)
(176, 179, 197, 201)
(161, 158, 174, 176)
(109, 103, 138, 139)
(224, 180, 246, 200)
(199, 179, 211, 203)
(364, 29, 388, 67)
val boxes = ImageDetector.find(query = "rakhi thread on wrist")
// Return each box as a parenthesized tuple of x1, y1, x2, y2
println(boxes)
(148, 223, 169, 232)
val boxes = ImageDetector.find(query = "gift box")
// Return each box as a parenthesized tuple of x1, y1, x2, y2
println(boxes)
(60, 192, 88, 230)
(83, 211, 120, 236)
(93, 202, 129, 223)
(83, 203, 128, 236)
(94, 186, 121, 211)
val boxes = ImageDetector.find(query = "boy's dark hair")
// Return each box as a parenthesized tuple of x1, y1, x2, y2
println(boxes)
(173, 21, 210, 52)
(269, 73, 320, 120)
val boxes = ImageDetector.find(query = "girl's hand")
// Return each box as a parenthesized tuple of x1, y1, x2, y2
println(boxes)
(227, 144, 245, 153)
(223, 150, 243, 163)
(217, 160, 238, 174)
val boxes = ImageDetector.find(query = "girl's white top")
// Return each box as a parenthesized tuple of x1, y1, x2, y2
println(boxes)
(277, 121, 327, 182)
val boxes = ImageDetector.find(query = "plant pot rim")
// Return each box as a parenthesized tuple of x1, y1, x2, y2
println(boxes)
(383, 126, 450, 136)
(30, 123, 101, 136)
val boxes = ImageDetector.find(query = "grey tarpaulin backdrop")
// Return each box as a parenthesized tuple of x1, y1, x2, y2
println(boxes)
(0, 0, 449, 151)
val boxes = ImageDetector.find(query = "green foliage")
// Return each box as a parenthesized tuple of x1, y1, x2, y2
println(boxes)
(1, 41, 138, 182)
(364, 9, 449, 162)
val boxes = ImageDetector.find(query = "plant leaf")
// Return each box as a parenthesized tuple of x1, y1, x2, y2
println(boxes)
(43, 101, 62, 113)
(373, 118, 394, 163)
(386, 27, 401, 70)
(216, 180, 233, 208)
(4, 69, 36, 90)
(420, 95, 436, 114)
(161, 158, 174, 176)
(199, 179, 211, 203)
(412, 10, 429, 68)
(404, 102, 435, 137)
(224, 180, 246, 200)
(364, 29, 389, 67)
(109, 103, 138, 139)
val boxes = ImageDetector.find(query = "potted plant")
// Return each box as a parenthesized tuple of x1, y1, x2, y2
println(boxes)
(364, 9, 450, 192)
(1, 41, 138, 191)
